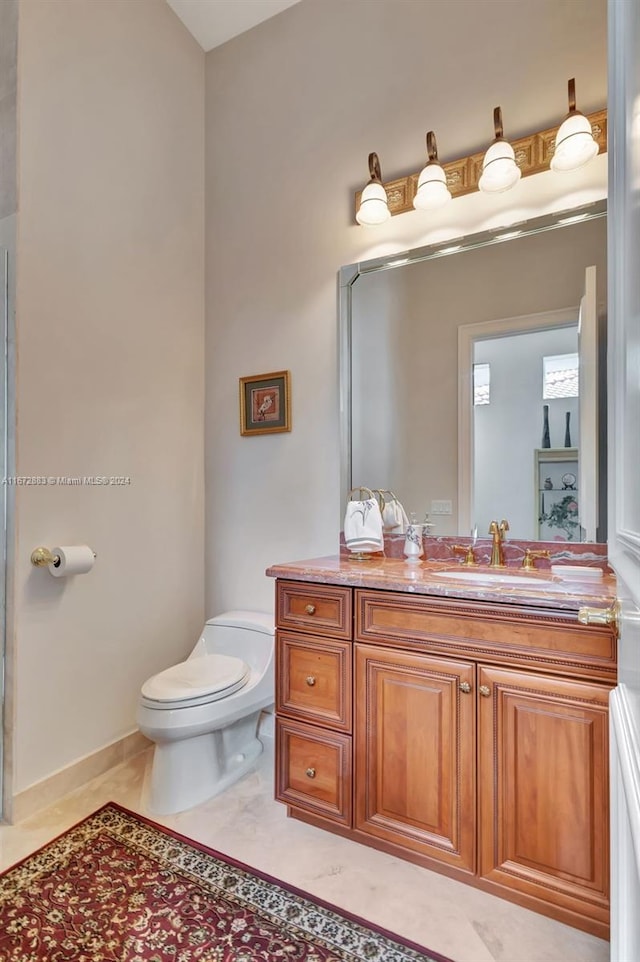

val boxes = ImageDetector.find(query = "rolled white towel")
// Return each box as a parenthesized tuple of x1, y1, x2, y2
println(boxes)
(344, 498, 384, 553)
(382, 497, 409, 534)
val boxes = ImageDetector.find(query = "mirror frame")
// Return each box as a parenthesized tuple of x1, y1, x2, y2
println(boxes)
(338, 198, 607, 534)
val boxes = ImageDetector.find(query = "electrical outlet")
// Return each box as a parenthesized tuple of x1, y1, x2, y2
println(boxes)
(431, 499, 453, 516)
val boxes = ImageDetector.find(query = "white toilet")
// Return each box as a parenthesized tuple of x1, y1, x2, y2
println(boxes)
(137, 610, 274, 814)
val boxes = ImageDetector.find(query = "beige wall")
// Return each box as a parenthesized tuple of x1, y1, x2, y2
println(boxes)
(204, 0, 608, 614)
(0, 0, 17, 220)
(12, 0, 205, 794)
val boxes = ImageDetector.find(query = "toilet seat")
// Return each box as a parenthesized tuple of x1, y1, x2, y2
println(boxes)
(140, 654, 250, 710)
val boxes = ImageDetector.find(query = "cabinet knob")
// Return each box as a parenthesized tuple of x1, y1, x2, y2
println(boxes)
(305, 767, 316, 779)
(305, 604, 316, 615)
(459, 682, 471, 693)
(578, 602, 620, 636)
(306, 676, 316, 687)
(479, 685, 491, 697)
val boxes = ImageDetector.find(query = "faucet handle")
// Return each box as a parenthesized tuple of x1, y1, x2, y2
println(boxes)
(521, 548, 551, 571)
(452, 544, 477, 566)
(499, 519, 510, 536)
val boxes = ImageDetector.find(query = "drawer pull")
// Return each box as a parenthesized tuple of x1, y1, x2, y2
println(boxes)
(479, 685, 491, 697)
(459, 682, 471, 694)
(305, 604, 316, 615)
(306, 676, 316, 687)
(305, 767, 316, 779)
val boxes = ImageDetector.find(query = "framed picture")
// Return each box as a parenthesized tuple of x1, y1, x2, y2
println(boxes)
(239, 370, 291, 436)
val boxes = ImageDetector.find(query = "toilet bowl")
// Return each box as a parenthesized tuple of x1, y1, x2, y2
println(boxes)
(137, 610, 274, 814)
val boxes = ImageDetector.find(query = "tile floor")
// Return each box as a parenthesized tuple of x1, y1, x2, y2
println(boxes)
(0, 741, 609, 962)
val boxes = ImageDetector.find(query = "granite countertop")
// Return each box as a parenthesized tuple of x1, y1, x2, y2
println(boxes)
(265, 555, 617, 612)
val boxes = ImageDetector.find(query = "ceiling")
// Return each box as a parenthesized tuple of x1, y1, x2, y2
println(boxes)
(166, 0, 303, 52)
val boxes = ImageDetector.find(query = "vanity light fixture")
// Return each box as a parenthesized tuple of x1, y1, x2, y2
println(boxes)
(413, 131, 452, 210)
(352, 104, 606, 223)
(551, 78, 599, 172)
(478, 107, 522, 194)
(355, 152, 390, 226)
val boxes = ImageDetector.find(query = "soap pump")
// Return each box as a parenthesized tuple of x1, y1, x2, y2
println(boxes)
(404, 512, 424, 563)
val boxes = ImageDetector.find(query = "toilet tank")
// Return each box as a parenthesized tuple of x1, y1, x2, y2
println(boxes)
(190, 610, 274, 673)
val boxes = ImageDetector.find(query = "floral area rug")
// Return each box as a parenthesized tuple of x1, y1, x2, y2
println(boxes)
(0, 802, 453, 961)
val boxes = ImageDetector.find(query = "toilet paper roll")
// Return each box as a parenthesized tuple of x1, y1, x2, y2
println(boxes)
(48, 545, 96, 577)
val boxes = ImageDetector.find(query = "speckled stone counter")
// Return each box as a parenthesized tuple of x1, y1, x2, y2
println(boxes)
(265, 554, 617, 612)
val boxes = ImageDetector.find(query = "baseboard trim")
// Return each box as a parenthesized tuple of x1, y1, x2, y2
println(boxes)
(11, 731, 151, 824)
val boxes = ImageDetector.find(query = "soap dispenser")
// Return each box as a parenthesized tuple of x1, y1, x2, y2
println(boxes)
(403, 513, 424, 563)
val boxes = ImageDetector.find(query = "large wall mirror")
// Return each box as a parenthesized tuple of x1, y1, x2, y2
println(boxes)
(339, 200, 607, 544)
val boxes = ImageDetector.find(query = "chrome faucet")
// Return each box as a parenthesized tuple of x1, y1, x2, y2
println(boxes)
(488, 519, 509, 568)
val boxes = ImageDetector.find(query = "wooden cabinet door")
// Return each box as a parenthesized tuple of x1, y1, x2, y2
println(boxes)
(355, 644, 475, 872)
(478, 666, 611, 930)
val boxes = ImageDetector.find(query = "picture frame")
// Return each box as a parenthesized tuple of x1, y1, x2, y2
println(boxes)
(239, 370, 291, 436)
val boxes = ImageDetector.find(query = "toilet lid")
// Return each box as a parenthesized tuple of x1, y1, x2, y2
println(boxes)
(141, 654, 250, 707)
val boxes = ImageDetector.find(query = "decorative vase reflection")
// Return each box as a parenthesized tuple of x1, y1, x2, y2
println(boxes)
(564, 411, 572, 448)
(403, 523, 424, 563)
(542, 404, 551, 448)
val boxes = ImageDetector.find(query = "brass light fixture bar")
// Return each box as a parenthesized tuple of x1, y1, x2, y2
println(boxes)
(354, 108, 607, 220)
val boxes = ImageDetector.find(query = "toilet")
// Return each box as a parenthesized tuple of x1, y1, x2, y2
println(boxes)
(137, 610, 274, 814)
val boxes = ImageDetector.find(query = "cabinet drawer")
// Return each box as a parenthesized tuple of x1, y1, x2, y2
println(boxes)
(275, 718, 352, 826)
(276, 580, 352, 639)
(355, 589, 616, 682)
(276, 631, 352, 731)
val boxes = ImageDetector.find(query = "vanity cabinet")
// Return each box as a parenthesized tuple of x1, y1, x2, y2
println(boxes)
(274, 578, 616, 938)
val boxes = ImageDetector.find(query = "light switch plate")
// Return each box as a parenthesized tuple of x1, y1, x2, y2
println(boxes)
(431, 499, 453, 515)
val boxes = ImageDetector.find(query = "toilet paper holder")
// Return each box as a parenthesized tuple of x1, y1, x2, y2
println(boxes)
(31, 545, 97, 567)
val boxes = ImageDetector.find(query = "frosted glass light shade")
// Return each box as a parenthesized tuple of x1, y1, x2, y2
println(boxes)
(551, 112, 599, 171)
(413, 163, 451, 210)
(356, 182, 390, 225)
(478, 140, 521, 193)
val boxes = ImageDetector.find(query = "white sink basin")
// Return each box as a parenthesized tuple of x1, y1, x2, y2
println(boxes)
(432, 570, 550, 587)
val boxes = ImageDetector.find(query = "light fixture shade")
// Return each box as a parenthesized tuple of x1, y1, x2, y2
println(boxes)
(551, 111, 598, 172)
(413, 131, 452, 210)
(479, 107, 521, 194)
(479, 139, 521, 193)
(414, 168, 451, 209)
(356, 152, 390, 226)
(356, 182, 390, 225)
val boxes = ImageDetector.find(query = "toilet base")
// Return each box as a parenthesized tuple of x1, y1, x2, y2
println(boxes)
(144, 711, 264, 814)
